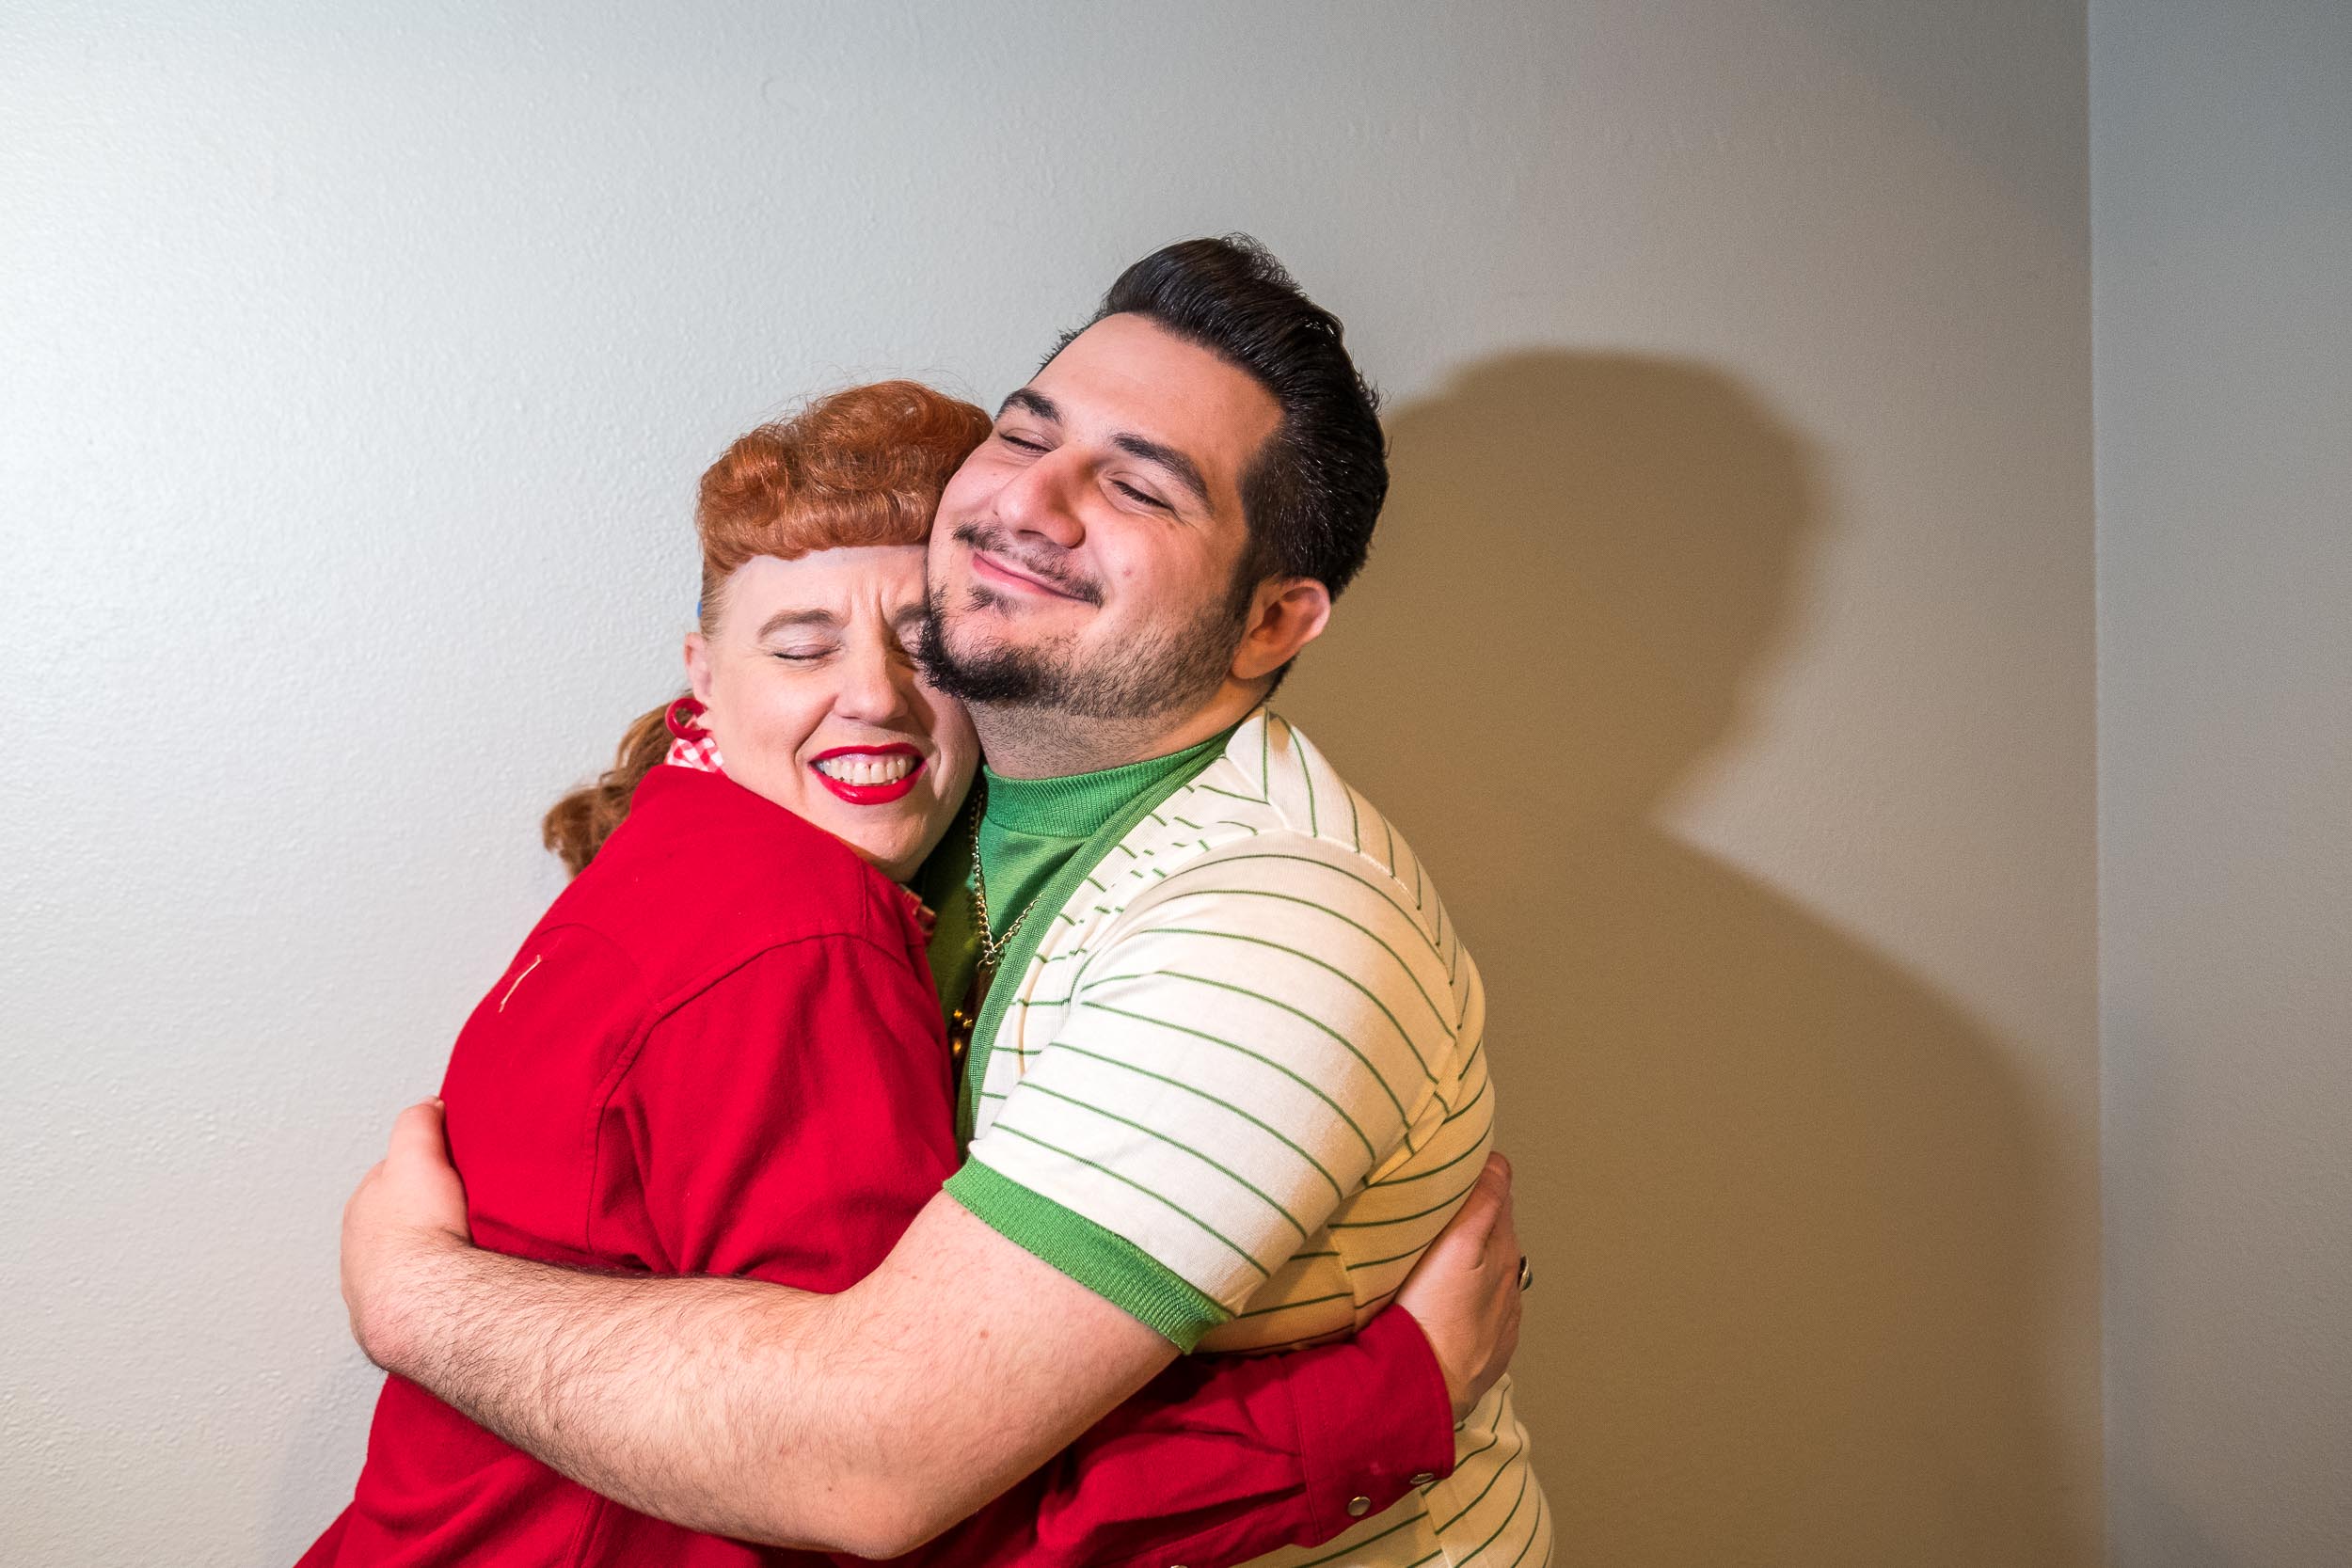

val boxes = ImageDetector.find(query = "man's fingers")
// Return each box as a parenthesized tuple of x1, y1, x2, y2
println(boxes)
(386, 1099, 449, 1164)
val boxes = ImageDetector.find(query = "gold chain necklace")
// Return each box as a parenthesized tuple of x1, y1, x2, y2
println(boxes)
(967, 793, 1041, 974)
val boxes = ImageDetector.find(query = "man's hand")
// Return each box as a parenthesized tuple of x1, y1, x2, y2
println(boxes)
(340, 1098, 472, 1372)
(1393, 1152, 1524, 1421)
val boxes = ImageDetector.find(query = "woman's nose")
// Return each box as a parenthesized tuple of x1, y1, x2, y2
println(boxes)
(833, 643, 916, 724)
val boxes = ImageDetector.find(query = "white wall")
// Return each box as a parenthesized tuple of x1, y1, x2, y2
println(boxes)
(2094, 2, 2352, 1562)
(1, 4, 2100, 1562)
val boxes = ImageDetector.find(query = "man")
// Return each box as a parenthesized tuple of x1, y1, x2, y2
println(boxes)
(341, 236, 1549, 1566)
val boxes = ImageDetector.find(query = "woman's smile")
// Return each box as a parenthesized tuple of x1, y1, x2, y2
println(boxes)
(809, 744, 927, 805)
(689, 546, 979, 880)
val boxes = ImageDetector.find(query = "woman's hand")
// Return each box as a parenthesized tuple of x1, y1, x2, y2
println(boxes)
(340, 1099, 473, 1373)
(1393, 1152, 1525, 1421)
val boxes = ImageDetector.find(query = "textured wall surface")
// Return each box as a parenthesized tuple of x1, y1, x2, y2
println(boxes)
(2, 4, 2098, 1562)
(2094, 2, 2352, 1562)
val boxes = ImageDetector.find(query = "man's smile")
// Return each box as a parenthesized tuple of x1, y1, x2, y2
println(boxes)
(955, 524, 1103, 606)
(972, 550, 1097, 606)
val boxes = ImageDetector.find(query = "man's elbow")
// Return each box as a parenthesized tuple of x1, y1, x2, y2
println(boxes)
(732, 1480, 959, 1560)
(864, 1489, 980, 1560)
(830, 1498, 938, 1561)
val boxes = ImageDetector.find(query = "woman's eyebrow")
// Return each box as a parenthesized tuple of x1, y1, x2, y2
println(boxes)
(755, 608, 843, 638)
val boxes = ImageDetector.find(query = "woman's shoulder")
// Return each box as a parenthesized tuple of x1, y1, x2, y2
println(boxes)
(548, 766, 915, 982)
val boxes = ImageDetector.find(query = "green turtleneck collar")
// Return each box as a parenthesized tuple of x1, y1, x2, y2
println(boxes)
(979, 726, 1238, 838)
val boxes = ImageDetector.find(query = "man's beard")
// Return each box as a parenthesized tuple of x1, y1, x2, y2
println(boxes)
(917, 529, 1249, 722)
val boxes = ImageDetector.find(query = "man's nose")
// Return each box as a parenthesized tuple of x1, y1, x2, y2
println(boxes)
(993, 450, 1087, 550)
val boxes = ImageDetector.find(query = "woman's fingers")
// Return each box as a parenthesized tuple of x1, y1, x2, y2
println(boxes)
(1394, 1150, 1526, 1419)
(1468, 1152, 1513, 1265)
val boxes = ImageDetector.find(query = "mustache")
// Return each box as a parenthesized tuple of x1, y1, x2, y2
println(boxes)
(952, 522, 1104, 607)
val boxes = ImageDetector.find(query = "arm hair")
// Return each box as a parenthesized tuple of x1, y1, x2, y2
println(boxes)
(369, 1194, 1174, 1554)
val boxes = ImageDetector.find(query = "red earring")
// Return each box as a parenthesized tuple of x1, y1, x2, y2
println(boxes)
(665, 695, 709, 740)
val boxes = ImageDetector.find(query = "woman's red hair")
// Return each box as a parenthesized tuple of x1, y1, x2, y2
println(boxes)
(543, 381, 991, 875)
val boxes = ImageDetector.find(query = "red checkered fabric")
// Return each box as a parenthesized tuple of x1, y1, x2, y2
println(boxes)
(665, 732, 725, 773)
(663, 697, 725, 774)
(660, 696, 931, 934)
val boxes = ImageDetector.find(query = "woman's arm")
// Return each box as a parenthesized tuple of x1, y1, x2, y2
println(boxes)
(899, 1263, 1490, 1568)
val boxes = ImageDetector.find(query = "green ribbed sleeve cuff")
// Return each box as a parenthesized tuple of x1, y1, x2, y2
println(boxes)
(944, 1159, 1232, 1352)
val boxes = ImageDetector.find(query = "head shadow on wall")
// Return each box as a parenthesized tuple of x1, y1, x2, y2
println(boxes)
(1282, 352, 2077, 1564)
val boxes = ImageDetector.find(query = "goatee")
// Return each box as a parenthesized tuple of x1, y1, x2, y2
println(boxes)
(917, 583, 1247, 722)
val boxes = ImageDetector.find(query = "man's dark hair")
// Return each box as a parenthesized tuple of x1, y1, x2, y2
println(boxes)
(1064, 234, 1389, 603)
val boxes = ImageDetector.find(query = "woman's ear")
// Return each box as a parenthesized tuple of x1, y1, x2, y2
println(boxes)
(1232, 578, 1334, 683)
(684, 631, 714, 708)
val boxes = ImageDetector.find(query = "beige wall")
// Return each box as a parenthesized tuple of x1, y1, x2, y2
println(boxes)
(2094, 2, 2352, 1562)
(1287, 8, 2103, 1562)
(2, 3, 2100, 1561)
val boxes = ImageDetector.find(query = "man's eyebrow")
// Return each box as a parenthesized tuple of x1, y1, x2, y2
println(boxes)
(1000, 386, 1211, 509)
(1110, 433, 1212, 510)
(755, 608, 842, 638)
(998, 388, 1060, 423)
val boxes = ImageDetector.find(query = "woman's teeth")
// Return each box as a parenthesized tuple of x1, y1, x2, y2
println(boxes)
(814, 753, 917, 786)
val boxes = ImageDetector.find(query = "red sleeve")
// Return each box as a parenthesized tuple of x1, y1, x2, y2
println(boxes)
(606, 936, 1457, 1567)
(891, 1307, 1459, 1568)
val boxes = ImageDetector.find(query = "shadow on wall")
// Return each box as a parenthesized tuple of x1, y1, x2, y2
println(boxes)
(1283, 353, 2079, 1566)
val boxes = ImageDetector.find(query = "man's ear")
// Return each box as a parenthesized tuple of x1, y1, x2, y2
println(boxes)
(1231, 578, 1333, 684)
(684, 632, 715, 707)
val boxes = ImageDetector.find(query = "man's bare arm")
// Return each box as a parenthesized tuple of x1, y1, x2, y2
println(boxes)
(345, 1101, 1171, 1553)
(342, 1101, 1521, 1556)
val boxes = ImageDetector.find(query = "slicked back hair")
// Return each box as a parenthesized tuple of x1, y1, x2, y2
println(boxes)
(1060, 235, 1389, 604)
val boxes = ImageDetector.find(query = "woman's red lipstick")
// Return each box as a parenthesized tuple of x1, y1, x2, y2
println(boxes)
(809, 744, 926, 806)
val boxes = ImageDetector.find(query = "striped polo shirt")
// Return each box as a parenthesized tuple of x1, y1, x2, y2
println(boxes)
(943, 710, 1551, 1568)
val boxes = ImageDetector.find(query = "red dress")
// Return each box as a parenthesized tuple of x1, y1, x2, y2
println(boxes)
(298, 764, 1454, 1568)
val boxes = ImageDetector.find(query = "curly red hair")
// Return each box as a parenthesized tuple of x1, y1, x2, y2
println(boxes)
(545, 380, 991, 874)
(692, 379, 993, 628)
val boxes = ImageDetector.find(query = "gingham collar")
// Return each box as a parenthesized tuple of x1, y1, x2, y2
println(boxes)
(665, 730, 725, 773)
(660, 708, 932, 934)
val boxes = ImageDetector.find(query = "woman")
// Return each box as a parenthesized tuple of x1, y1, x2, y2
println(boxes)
(299, 382, 1473, 1567)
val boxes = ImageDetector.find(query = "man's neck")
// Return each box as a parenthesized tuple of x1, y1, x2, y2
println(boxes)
(973, 679, 1269, 780)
